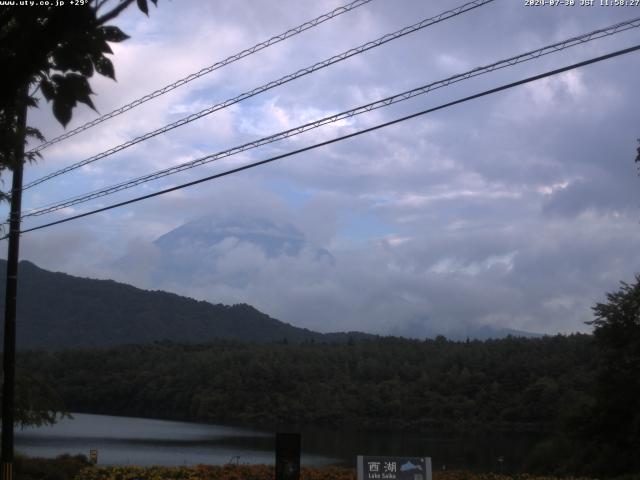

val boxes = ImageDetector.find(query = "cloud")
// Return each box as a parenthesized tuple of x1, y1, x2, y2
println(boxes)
(4, 0, 640, 337)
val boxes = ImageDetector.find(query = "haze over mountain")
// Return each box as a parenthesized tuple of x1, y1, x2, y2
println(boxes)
(0, 257, 537, 351)
(107, 215, 543, 339)
(114, 216, 334, 289)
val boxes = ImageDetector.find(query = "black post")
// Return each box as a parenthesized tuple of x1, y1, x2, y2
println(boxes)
(1, 91, 28, 480)
(275, 432, 301, 480)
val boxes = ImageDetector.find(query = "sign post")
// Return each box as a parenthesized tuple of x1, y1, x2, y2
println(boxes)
(357, 456, 432, 480)
(275, 432, 301, 480)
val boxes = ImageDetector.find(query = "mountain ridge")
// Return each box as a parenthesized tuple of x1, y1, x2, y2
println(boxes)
(0, 259, 373, 350)
(0, 259, 539, 350)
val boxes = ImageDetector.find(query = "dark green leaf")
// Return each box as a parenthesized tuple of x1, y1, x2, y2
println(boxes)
(52, 99, 73, 126)
(52, 46, 82, 72)
(51, 74, 88, 121)
(94, 56, 115, 80)
(63, 73, 96, 111)
(40, 79, 55, 101)
(100, 25, 130, 43)
(26, 126, 45, 143)
(25, 151, 42, 163)
(75, 89, 96, 110)
(56, 88, 77, 109)
(78, 57, 94, 77)
(137, 0, 148, 15)
(95, 38, 113, 54)
(64, 73, 94, 94)
(53, 44, 96, 76)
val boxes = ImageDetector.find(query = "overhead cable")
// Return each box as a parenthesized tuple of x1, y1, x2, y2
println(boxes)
(21, 0, 495, 192)
(12, 43, 640, 238)
(21, 16, 640, 218)
(26, 0, 375, 155)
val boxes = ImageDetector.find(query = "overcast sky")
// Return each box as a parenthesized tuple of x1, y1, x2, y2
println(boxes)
(4, 0, 640, 336)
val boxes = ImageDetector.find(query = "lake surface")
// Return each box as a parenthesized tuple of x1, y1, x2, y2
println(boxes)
(15, 413, 540, 471)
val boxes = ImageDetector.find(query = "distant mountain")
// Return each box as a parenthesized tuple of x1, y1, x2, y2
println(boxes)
(110, 215, 543, 342)
(155, 216, 329, 259)
(0, 260, 373, 351)
(113, 216, 334, 288)
(392, 319, 542, 341)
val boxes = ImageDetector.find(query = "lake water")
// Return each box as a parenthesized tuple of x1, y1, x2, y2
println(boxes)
(15, 413, 540, 471)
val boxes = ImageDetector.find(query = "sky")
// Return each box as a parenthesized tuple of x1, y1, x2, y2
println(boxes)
(3, 0, 640, 336)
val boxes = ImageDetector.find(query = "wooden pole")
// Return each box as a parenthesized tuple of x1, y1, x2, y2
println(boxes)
(1, 89, 28, 480)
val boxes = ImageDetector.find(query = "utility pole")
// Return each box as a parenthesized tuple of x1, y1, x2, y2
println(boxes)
(1, 89, 28, 480)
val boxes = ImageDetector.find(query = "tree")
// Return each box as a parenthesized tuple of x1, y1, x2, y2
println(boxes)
(582, 276, 640, 475)
(0, 0, 158, 433)
(0, 0, 157, 179)
(0, 370, 68, 428)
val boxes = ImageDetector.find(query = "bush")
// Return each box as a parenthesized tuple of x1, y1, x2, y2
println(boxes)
(15, 453, 91, 480)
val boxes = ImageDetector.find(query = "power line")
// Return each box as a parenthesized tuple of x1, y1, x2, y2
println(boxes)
(25, 0, 375, 155)
(13, 43, 640, 238)
(20, 0, 495, 192)
(21, 15, 640, 219)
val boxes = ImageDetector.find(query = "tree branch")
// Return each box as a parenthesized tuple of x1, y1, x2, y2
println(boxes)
(96, 0, 136, 25)
(94, 0, 110, 13)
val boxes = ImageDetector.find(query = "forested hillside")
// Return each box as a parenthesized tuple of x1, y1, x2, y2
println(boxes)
(18, 334, 595, 433)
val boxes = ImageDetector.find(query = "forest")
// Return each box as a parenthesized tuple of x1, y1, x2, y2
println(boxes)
(9, 324, 640, 476)
(10, 275, 640, 477)
(18, 335, 593, 433)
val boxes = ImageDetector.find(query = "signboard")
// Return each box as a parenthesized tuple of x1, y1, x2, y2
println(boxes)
(357, 456, 432, 480)
(89, 449, 98, 464)
(275, 432, 301, 480)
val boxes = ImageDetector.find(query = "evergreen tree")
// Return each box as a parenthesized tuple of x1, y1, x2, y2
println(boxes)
(583, 276, 640, 475)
